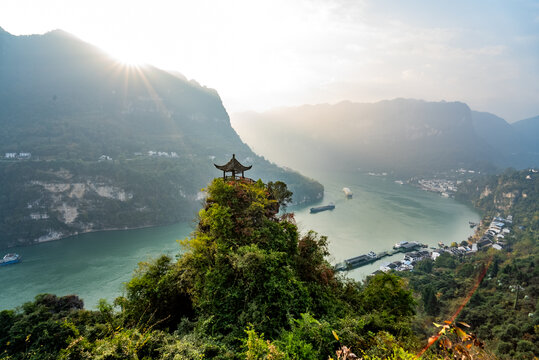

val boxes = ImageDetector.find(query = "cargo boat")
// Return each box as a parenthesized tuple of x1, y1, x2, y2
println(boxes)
(310, 204, 335, 214)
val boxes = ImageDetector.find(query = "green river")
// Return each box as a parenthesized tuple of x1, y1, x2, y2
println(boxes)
(0, 171, 479, 310)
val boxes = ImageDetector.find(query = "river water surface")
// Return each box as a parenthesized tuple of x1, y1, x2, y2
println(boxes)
(0, 171, 479, 310)
(290, 171, 479, 280)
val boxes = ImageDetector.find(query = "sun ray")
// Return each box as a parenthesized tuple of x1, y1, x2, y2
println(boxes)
(133, 65, 188, 151)
(103, 59, 189, 152)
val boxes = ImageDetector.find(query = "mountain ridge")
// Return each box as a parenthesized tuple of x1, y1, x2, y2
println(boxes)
(512, 115, 539, 155)
(232, 99, 538, 175)
(0, 28, 323, 248)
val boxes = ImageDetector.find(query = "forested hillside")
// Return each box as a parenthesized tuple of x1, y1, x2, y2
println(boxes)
(1, 178, 512, 359)
(401, 169, 538, 359)
(0, 179, 424, 359)
(456, 168, 539, 233)
(0, 28, 322, 248)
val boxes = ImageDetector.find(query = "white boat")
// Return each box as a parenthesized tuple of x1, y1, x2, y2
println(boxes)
(342, 187, 353, 199)
(0, 253, 21, 266)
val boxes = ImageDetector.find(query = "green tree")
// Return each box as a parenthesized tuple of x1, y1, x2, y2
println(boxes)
(415, 258, 433, 273)
(177, 178, 346, 340)
(435, 252, 456, 269)
(360, 272, 416, 337)
(117, 255, 194, 330)
(421, 285, 439, 316)
(0, 294, 83, 359)
(267, 180, 293, 212)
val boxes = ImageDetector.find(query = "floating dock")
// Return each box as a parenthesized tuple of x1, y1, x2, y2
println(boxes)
(335, 242, 424, 271)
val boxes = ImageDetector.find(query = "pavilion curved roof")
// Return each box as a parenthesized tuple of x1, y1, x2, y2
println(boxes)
(214, 154, 252, 172)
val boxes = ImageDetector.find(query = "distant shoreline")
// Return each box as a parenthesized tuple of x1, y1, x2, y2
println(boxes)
(1, 222, 191, 251)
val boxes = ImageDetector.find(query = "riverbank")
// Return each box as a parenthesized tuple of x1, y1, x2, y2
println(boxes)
(0, 222, 193, 310)
(291, 170, 480, 281)
(367, 208, 513, 276)
(1, 171, 480, 310)
(1, 222, 187, 251)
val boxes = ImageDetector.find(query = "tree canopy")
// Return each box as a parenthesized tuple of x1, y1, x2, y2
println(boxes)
(0, 179, 437, 359)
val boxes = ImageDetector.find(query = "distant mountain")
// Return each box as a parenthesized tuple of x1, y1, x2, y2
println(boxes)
(512, 115, 539, 154)
(0, 28, 235, 159)
(470, 112, 539, 169)
(232, 99, 539, 175)
(470, 111, 521, 155)
(0, 28, 322, 248)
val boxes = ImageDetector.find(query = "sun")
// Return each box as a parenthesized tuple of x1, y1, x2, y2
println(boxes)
(106, 44, 148, 66)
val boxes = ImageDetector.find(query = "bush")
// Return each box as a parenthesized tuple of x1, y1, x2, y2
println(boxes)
(118, 255, 194, 330)
(496, 341, 513, 355)
(516, 339, 535, 353)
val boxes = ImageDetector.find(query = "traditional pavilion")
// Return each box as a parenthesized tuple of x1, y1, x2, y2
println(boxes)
(214, 154, 252, 180)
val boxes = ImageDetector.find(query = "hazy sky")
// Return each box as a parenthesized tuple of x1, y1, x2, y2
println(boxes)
(1, 0, 538, 121)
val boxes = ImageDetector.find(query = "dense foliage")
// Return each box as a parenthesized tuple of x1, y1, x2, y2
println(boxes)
(402, 169, 538, 359)
(455, 168, 539, 234)
(2, 171, 536, 359)
(0, 179, 419, 359)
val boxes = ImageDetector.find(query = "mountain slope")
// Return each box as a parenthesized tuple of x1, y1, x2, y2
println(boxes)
(0, 28, 323, 248)
(0, 28, 239, 159)
(232, 100, 538, 175)
(512, 115, 539, 155)
(233, 99, 496, 175)
(470, 111, 539, 169)
(471, 111, 521, 155)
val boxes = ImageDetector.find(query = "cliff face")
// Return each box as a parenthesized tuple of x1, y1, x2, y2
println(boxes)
(456, 169, 539, 229)
(0, 29, 323, 248)
(1, 160, 197, 246)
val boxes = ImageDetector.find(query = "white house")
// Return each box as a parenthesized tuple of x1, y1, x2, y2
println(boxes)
(99, 155, 112, 161)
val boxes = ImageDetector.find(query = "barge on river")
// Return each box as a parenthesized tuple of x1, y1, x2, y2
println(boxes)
(335, 242, 425, 271)
(335, 251, 390, 271)
(310, 204, 335, 214)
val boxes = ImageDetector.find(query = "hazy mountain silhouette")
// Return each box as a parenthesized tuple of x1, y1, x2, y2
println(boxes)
(0, 28, 241, 159)
(0, 28, 322, 247)
(232, 99, 538, 175)
(470, 111, 539, 169)
(512, 115, 539, 155)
